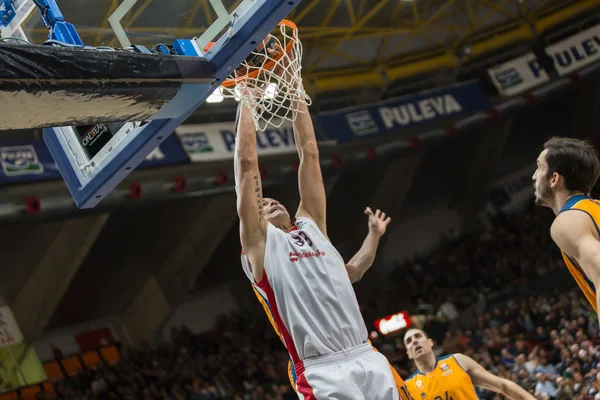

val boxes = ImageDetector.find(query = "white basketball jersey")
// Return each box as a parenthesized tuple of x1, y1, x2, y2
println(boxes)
(241, 217, 368, 363)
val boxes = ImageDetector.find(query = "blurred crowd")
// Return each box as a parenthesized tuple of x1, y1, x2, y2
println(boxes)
(56, 314, 297, 400)
(356, 204, 563, 325)
(52, 205, 600, 400)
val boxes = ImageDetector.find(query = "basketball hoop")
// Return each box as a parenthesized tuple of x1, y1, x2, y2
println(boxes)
(207, 20, 311, 132)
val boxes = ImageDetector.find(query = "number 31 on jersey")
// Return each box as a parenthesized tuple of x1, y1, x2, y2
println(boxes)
(291, 231, 313, 247)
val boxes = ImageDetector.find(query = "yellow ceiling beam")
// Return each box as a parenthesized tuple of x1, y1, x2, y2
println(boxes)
(423, 0, 433, 17)
(534, 0, 600, 32)
(476, 0, 516, 20)
(293, 0, 321, 25)
(357, 0, 367, 19)
(122, 0, 152, 27)
(519, 0, 526, 17)
(411, 0, 421, 23)
(469, 23, 532, 57)
(227, 0, 243, 13)
(330, 48, 370, 65)
(108, 0, 152, 46)
(386, 50, 457, 81)
(308, 0, 600, 96)
(308, 0, 390, 72)
(201, 0, 214, 25)
(26, 23, 468, 42)
(464, 0, 475, 28)
(345, 0, 356, 26)
(321, 0, 342, 29)
(22, 0, 600, 98)
(179, 0, 203, 37)
(95, 0, 119, 44)
(527, 0, 573, 19)
(312, 69, 383, 93)
(383, 0, 456, 62)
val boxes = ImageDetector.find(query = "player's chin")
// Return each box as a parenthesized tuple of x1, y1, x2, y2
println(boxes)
(533, 194, 547, 206)
(276, 209, 289, 217)
(269, 210, 289, 221)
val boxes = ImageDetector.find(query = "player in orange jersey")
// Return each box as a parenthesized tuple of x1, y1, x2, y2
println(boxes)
(404, 328, 535, 400)
(532, 137, 600, 315)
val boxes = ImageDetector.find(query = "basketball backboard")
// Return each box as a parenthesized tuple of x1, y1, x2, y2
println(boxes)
(0, 0, 301, 208)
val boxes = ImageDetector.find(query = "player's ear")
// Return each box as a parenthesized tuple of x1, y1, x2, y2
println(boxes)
(428, 338, 433, 347)
(550, 172, 560, 188)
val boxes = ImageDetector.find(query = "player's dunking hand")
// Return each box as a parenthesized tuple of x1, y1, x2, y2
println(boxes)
(365, 207, 391, 237)
(268, 43, 295, 87)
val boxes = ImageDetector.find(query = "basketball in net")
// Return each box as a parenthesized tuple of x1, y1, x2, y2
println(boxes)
(209, 20, 311, 132)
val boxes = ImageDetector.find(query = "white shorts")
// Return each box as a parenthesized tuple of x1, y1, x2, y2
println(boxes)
(294, 343, 400, 400)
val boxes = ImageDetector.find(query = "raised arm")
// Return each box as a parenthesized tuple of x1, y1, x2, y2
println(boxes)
(346, 208, 391, 283)
(294, 99, 327, 235)
(268, 46, 327, 234)
(454, 354, 535, 400)
(235, 98, 267, 283)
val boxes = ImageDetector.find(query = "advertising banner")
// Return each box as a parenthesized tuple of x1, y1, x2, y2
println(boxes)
(316, 81, 492, 143)
(0, 135, 188, 185)
(177, 120, 301, 162)
(546, 23, 600, 76)
(487, 52, 550, 96)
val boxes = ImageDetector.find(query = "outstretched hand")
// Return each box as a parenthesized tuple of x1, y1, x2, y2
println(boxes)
(365, 207, 391, 237)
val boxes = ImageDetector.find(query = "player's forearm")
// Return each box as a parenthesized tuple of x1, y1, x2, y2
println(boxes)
(235, 103, 265, 245)
(347, 231, 382, 282)
(235, 104, 259, 179)
(501, 380, 535, 400)
(293, 101, 318, 158)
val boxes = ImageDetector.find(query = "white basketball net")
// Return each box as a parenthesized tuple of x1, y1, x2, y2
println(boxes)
(220, 21, 311, 132)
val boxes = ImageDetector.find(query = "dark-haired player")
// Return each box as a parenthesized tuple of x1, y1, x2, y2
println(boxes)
(403, 328, 535, 400)
(532, 137, 600, 314)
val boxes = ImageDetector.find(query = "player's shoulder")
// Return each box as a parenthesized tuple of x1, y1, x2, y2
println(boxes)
(552, 208, 596, 243)
(293, 216, 314, 228)
(436, 354, 461, 370)
(448, 353, 470, 369)
(292, 216, 321, 235)
(405, 371, 420, 383)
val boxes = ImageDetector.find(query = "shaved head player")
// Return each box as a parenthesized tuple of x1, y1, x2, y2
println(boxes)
(533, 137, 600, 318)
(234, 73, 410, 398)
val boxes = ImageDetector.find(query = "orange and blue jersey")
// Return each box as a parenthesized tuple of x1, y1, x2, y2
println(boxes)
(558, 194, 599, 312)
(405, 354, 479, 400)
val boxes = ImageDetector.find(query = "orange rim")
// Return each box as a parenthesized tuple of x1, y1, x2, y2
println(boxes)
(221, 19, 298, 89)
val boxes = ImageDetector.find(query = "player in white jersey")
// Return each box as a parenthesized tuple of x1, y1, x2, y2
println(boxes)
(234, 83, 402, 397)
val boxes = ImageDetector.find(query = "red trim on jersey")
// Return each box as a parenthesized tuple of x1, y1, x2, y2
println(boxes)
(255, 271, 301, 366)
(295, 373, 316, 399)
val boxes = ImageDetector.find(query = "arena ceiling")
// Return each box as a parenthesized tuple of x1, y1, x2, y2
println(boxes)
(14, 0, 600, 124)
(21, 0, 598, 98)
